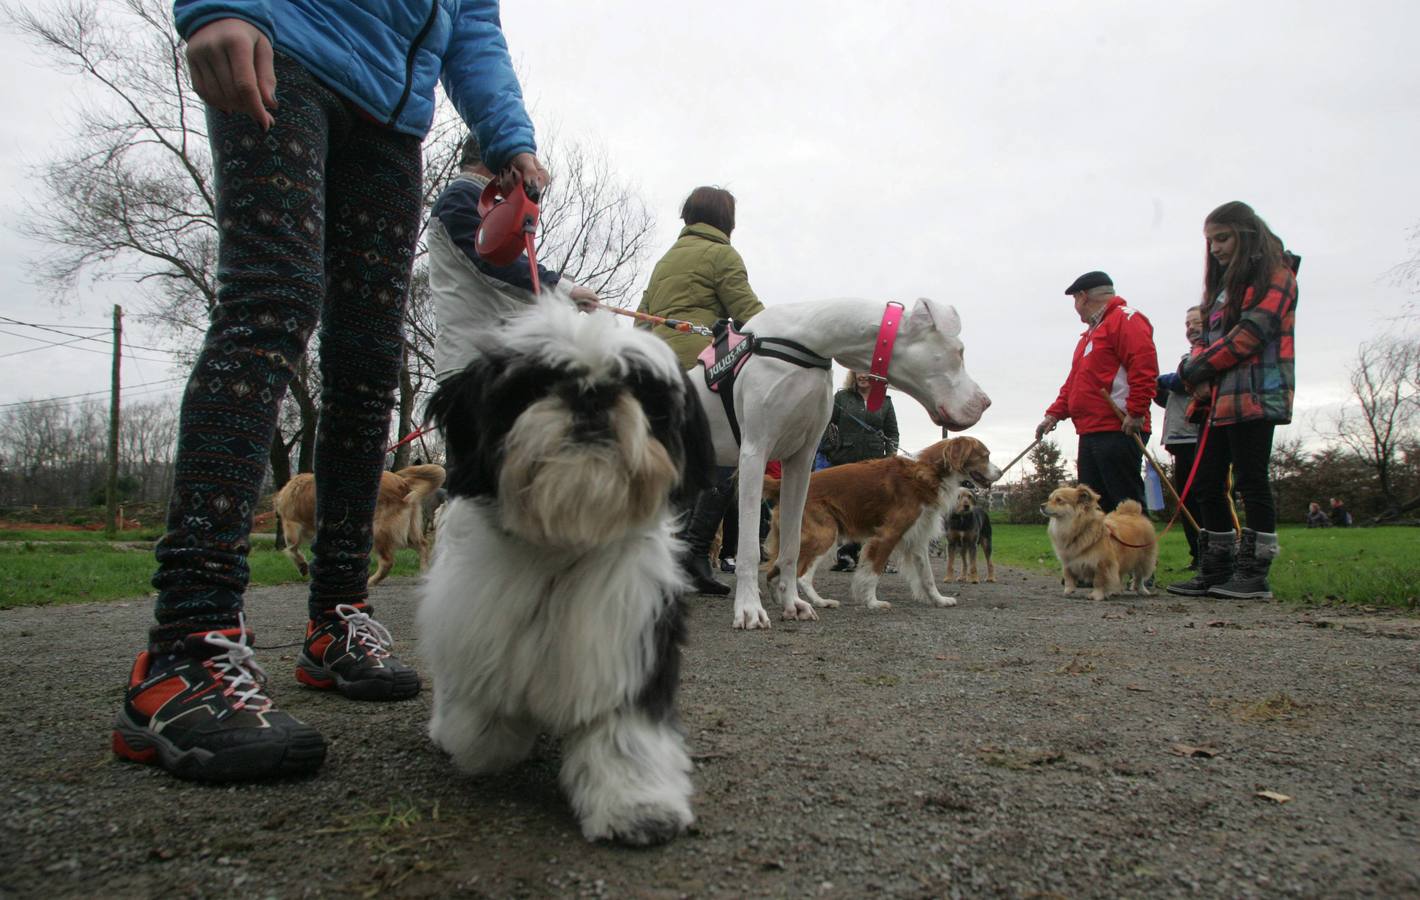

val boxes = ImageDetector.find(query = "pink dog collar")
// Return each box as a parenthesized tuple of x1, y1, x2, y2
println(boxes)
(866, 301, 904, 412)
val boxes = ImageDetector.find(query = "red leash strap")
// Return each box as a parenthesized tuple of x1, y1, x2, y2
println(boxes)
(524, 221, 540, 296)
(1154, 384, 1218, 540)
(1106, 524, 1155, 549)
(866, 301, 904, 412)
(387, 425, 430, 454)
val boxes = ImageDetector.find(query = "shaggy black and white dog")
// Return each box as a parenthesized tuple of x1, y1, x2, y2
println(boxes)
(419, 300, 713, 846)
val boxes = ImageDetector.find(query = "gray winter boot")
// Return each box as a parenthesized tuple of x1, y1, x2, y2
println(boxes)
(1166, 529, 1236, 596)
(1209, 529, 1278, 599)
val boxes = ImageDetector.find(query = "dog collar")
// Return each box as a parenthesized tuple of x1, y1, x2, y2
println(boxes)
(866, 301, 904, 412)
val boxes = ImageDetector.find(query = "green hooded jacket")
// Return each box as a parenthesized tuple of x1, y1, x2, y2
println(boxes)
(637, 223, 765, 369)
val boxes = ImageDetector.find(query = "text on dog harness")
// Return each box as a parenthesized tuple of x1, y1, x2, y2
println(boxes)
(697, 319, 830, 445)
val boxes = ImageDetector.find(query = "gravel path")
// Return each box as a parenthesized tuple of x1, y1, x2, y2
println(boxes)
(2, 566, 1417, 898)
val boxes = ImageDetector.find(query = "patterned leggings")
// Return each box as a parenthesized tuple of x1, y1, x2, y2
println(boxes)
(151, 55, 423, 645)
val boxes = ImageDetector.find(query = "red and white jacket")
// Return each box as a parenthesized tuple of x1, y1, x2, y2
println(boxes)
(1045, 296, 1160, 436)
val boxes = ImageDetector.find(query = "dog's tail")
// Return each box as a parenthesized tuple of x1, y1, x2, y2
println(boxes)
(396, 464, 447, 504)
(1113, 499, 1144, 516)
(762, 475, 781, 505)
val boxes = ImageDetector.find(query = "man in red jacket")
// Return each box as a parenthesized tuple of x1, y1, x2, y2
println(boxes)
(1035, 271, 1160, 513)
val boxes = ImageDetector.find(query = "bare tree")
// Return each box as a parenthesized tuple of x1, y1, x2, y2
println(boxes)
(5, 0, 324, 488)
(10, 0, 656, 481)
(1335, 336, 1420, 519)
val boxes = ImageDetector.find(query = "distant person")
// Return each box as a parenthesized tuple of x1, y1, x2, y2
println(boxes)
(1306, 502, 1330, 528)
(823, 369, 899, 571)
(1036, 271, 1160, 513)
(640, 186, 766, 594)
(429, 135, 599, 383)
(1155, 307, 1206, 568)
(1168, 202, 1299, 600)
(1329, 497, 1352, 528)
(117, 1, 550, 784)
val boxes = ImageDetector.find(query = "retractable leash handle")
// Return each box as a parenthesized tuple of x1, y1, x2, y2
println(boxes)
(475, 175, 542, 294)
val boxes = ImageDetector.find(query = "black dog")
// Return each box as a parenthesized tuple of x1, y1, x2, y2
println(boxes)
(943, 490, 994, 583)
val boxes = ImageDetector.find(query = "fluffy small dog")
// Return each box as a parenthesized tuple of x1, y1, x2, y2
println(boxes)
(272, 463, 446, 586)
(1041, 485, 1158, 601)
(764, 436, 1001, 611)
(419, 300, 713, 846)
(943, 490, 994, 583)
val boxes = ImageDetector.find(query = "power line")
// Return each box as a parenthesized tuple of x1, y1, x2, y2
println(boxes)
(0, 326, 175, 364)
(0, 314, 176, 354)
(0, 330, 95, 359)
(0, 378, 186, 410)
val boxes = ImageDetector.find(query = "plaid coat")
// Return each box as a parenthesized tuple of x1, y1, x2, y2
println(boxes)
(1179, 269, 1297, 426)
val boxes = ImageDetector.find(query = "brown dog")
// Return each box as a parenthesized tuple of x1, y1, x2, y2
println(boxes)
(944, 489, 994, 583)
(273, 463, 446, 586)
(764, 437, 1001, 610)
(1040, 484, 1157, 601)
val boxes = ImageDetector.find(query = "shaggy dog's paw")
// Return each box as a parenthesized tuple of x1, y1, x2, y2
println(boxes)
(586, 802, 693, 847)
(812, 596, 840, 609)
(865, 599, 893, 610)
(933, 595, 958, 608)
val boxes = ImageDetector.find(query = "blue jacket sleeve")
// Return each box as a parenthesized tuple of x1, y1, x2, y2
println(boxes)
(173, 0, 275, 44)
(432, 180, 559, 292)
(439, 0, 537, 172)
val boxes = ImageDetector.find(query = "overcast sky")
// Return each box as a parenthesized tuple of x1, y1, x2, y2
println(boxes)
(2, 0, 1417, 478)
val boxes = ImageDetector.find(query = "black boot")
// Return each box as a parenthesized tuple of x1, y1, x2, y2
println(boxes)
(680, 484, 731, 596)
(1210, 529, 1277, 599)
(1166, 529, 1236, 596)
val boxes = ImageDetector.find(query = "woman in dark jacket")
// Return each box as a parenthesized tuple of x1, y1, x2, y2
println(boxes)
(823, 370, 899, 570)
(1167, 201, 1298, 600)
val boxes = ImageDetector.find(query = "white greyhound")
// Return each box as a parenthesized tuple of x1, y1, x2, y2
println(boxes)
(689, 297, 991, 630)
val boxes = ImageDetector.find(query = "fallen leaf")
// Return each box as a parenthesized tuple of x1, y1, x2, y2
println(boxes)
(1124, 684, 1152, 692)
(1172, 743, 1220, 758)
(1206, 620, 1243, 629)
(1255, 790, 1292, 804)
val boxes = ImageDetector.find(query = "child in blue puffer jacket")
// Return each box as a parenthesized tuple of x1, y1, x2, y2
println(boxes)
(114, 1, 549, 784)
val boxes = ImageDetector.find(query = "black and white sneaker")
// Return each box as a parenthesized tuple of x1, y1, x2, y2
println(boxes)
(113, 618, 326, 782)
(296, 603, 420, 701)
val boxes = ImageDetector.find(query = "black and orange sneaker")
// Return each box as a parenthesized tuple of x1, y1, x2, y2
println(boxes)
(295, 603, 420, 701)
(113, 620, 326, 782)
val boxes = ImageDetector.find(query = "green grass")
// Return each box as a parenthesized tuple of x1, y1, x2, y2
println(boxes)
(989, 523, 1420, 609)
(4, 525, 1416, 611)
(0, 545, 422, 610)
(0, 527, 166, 542)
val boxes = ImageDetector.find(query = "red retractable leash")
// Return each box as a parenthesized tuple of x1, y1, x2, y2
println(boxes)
(385, 176, 542, 455)
(475, 175, 542, 295)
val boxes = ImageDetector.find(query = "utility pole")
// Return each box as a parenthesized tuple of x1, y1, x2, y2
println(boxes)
(106, 304, 122, 537)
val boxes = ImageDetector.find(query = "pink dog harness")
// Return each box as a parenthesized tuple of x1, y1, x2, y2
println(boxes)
(696, 319, 830, 445)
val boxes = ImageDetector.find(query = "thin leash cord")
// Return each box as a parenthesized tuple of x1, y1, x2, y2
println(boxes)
(833, 407, 904, 457)
(594, 302, 715, 337)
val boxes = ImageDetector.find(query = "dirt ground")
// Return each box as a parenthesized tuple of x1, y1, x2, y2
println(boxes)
(2, 565, 1418, 899)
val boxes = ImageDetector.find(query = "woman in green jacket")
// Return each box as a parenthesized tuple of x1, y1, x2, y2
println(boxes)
(642, 187, 766, 593)
(639, 187, 766, 370)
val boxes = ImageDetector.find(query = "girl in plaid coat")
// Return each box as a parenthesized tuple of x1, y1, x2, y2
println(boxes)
(1167, 201, 1298, 600)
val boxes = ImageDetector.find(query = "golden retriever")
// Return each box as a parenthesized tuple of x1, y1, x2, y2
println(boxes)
(273, 463, 446, 586)
(1040, 484, 1157, 601)
(764, 437, 1001, 610)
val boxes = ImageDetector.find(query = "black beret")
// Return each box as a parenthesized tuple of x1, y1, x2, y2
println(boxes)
(1063, 271, 1112, 294)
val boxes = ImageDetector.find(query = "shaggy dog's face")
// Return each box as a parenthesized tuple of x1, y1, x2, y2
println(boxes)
(954, 491, 977, 515)
(1041, 484, 1101, 519)
(427, 308, 713, 550)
